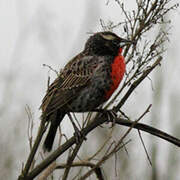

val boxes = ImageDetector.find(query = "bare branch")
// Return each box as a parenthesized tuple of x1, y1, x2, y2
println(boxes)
(23, 114, 180, 179)
(138, 129, 152, 166)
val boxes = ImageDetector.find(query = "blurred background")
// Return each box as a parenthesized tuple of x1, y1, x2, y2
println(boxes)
(0, 0, 179, 179)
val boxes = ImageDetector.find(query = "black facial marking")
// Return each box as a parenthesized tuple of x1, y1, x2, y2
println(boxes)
(84, 31, 122, 56)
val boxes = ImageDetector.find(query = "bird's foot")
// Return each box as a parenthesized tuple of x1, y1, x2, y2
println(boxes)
(94, 109, 117, 127)
(106, 109, 117, 128)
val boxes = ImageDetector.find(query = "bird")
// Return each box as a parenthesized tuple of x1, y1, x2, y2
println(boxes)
(40, 31, 134, 152)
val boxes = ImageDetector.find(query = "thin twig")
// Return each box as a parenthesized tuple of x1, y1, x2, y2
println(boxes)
(78, 104, 152, 179)
(43, 64, 59, 76)
(138, 129, 152, 166)
(62, 139, 84, 180)
(38, 162, 56, 180)
(87, 128, 113, 161)
(18, 119, 47, 180)
(57, 161, 104, 180)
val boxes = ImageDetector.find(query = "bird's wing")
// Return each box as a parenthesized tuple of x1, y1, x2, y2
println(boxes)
(40, 54, 99, 116)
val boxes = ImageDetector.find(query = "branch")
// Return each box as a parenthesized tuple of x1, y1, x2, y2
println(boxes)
(62, 139, 84, 180)
(56, 161, 104, 180)
(24, 114, 180, 179)
(18, 119, 46, 180)
(115, 118, 180, 147)
(38, 162, 56, 180)
(78, 109, 142, 180)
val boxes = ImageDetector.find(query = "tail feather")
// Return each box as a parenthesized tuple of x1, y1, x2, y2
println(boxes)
(43, 112, 65, 152)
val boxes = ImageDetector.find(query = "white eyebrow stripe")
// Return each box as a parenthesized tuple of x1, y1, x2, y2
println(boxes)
(101, 34, 116, 40)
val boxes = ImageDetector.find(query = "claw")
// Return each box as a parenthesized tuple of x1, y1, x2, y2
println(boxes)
(106, 110, 117, 128)
(94, 109, 117, 127)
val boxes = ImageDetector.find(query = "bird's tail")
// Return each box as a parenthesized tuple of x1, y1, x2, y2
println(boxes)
(43, 112, 65, 152)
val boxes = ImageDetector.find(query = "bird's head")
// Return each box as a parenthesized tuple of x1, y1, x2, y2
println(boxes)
(84, 31, 135, 56)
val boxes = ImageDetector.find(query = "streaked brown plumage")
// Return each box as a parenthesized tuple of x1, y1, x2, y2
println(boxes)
(41, 54, 98, 114)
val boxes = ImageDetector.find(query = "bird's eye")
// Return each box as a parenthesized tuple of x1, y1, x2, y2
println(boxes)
(101, 34, 116, 41)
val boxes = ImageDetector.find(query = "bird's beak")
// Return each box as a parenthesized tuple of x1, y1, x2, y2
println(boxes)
(119, 38, 136, 48)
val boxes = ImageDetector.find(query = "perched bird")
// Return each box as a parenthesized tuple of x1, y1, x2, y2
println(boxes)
(40, 31, 134, 152)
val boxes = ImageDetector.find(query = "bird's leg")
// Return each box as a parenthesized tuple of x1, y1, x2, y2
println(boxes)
(67, 113, 87, 144)
(93, 109, 117, 127)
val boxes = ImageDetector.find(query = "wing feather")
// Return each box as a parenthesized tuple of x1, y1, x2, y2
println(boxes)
(40, 54, 98, 116)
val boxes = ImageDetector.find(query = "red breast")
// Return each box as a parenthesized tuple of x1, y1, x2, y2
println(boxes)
(105, 48, 126, 99)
